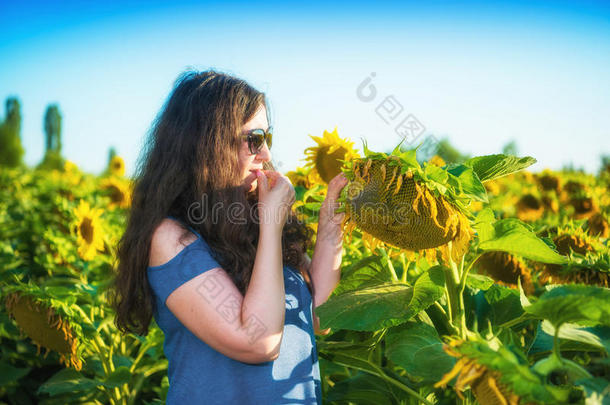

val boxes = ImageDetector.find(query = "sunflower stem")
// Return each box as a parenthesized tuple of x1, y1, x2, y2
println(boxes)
(381, 249, 399, 282)
(444, 242, 467, 339)
(553, 324, 563, 361)
(399, 253, 408, 283)
(130, 341, 153, 373)
(459, 252, 483, 292)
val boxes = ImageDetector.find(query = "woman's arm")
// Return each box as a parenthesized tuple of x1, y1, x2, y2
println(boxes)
(301, 247, 341, 336)
(157, 220, 286, 364)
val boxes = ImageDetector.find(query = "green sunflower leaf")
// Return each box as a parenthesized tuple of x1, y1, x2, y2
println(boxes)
(464, 154, 536, 182)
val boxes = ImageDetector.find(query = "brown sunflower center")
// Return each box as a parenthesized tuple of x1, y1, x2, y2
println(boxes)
(79, 218, 94, 243)
(315, 146, 347, 183)
(553, 234, 592, 256)
(519, 194, 541, 210)
(538, 175, 560, 192)
(107, 185, 124, 203)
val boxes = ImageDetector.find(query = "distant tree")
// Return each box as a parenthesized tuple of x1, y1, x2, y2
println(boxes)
(101, 146, 118, 176)
(0, 97, 25, 167)
(108, 146, 117, 163)
(434, 138, 469, 164)
(44, 104, 62, 154)
(37, 104, 65, 170)
(601, 154, 610, 175)
(398, 136, 469, 164)
(502, 140, 518, 156)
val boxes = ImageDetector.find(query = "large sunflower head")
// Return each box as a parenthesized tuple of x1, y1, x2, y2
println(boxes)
(109, 155, 126, 177)
(475, 251, 534, 294)
(100, 177, 132, 209)
(72, 200, 105, 261)
(339, 141, 475, 263)
(4, 291, 84, 370)
(303, 127, 360, 184)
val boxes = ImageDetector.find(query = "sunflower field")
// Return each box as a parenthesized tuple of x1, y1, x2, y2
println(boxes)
(1, 129, 610, 404)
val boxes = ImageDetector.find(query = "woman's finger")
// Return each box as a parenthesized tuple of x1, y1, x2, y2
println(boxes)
(326, 172, 349, 203)
(256, 169, 268, 195)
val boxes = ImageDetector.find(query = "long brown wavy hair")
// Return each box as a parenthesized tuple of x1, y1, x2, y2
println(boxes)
(110, 69, 314, 336)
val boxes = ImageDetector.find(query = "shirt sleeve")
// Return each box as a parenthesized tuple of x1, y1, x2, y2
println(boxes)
(147, 239, 222, 305)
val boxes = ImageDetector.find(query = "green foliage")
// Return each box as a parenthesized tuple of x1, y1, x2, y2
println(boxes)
(2, 125, 610, 404)
(464, 153, 537, 182)
(37, 150, 66, 171)
(385, 321, 456, 382)
(475, 208, 568, 264)
(524, 285, 610, 328)
(0, 166, 164, 405)
(317, 267, 445, 331)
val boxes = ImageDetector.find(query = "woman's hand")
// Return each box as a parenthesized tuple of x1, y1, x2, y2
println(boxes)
(317, 172, 349, 244)
(256, 169, 295, 233)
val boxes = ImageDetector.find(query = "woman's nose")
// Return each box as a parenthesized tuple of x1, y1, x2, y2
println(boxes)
(256, 141, 272, 162)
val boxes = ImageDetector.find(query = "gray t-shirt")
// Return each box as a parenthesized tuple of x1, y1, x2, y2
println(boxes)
(147, 217, 322, 404)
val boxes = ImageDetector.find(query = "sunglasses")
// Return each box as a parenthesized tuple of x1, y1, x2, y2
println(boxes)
(242, 127, 273, 155)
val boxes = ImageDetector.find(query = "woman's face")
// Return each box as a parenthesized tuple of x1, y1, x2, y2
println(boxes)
(238, 105, 272, 193)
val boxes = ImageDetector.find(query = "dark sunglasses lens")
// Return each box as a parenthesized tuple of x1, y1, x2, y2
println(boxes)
(249, 130, 264, 153)
(266, 133, 272, 149)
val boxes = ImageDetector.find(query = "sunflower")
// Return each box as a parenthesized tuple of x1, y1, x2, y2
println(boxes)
(285, 166, 315, 189)
(536, 170, 562, 194)
(63, 159, 78, 173)
(539, 253, 610, 288)
(4, 292, 83, 370)
(484, 180, 501, 196)
(540, 194, 559, 214)
(475, 251, 534, 294)
(569, 196, 598, 220)
(303, 127, 360, 184)
(520, 170, 536, 185)
(563, 179, 587, 195)
(428, 155, 446, 167)
(554, 233, 595, 256)
(587, 212, 609, 238)
(435, 336, 564, 405)
(340, 143, 474, 263)
(109, 155, 126, 177)
(537, 225, 608, 287)
(72, 200, 105, 261)
(100, 177, 131, 209)
(515, 194, 544, 222)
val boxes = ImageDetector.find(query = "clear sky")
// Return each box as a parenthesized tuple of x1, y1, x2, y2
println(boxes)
(1, 0, 609, 177)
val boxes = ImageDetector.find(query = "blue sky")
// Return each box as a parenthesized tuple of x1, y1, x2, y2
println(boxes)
(1, 0, 609, 176)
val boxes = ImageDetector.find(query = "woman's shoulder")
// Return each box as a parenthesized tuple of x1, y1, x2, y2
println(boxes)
(149, 218, 199, 268)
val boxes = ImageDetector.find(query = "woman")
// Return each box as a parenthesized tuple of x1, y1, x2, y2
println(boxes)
(111, 69, 348, 404)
